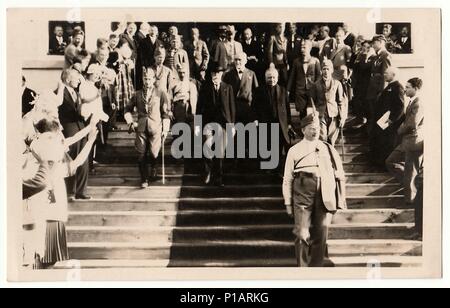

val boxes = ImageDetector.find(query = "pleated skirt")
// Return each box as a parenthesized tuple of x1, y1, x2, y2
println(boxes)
(42, 221, 69, 266)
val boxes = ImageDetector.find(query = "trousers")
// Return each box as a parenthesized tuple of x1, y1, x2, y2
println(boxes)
(292, 174, 334, 267)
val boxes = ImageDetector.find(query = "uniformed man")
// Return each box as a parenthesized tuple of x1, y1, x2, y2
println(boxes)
(125, 67, 172, 188)
(283, 113, 346, 267)
(366, 35, 392, 133)
(309, 59, 348, 146)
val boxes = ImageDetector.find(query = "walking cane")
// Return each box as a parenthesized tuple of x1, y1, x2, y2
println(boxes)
(162, 133, 166, 185)
(340, 128, 345, 158)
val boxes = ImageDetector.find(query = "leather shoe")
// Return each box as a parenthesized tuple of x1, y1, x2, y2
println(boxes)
(74, 194, 92, 200)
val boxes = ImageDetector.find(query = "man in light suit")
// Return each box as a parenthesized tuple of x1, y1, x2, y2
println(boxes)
(386, 77, 423, 204)
(223, 52, 259, 124)
(309, 60, 348, 146)
(283, 113, 346, 267)
(196, 63, 236, 187)
(58, 68, 90, 200)
(287, 39, 322, 119)
(185, 28, 210, 82)
(124, 68, 171, 188)
(267, 23, 288, 86)
(164, 34, 190, 79)
(214, 25, 243, 72)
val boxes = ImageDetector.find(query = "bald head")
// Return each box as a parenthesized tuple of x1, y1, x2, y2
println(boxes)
(384, 67, 399, 83)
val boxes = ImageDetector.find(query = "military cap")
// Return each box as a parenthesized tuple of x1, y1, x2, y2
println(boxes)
(301, 113, 320, 128)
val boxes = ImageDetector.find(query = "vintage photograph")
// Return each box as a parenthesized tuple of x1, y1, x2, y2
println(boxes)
(7, 7, 441, 281)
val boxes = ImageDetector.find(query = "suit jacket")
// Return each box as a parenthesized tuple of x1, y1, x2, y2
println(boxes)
(330, 45, 352, 81)
(119, 33, 138, 60)
(366, 49, 392, 100)
(319, 38, 337, 63)
(223, 68, 259, 120)
(49, 35, 67, 55)
(185, 39, 210, 71)
(284, 140, 346, 211)
(242, 39, 262, 73)
(286, 34, 302, 68)
(344, 32, 356, 49)
(58, 87, 86, 138)
(125, 89, 171, 133)
(398, 36, 412, 54)
(22, 87, 37, 115)
(375, 80, 405, 132)
(267, 35, 288, 66)
(214, 40, 243, 71)
(398, 97, 423, 152)
(135, 31, 147, 49)
(138, 37, 164, 68)
(197, 82, 236, 127)
(253, 84, 292, 145)
(310, 78, 348, 120)
(287, 56, 321, 110)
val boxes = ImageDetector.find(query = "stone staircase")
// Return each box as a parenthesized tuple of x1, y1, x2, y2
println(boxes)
(54, 112, 422, 269)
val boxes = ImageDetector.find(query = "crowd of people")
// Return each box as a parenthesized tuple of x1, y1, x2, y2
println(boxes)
(21, 21, 423, 268)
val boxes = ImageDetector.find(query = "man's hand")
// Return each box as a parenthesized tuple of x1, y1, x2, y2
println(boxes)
(299, 228, 311, 245)
(254, 120, 259, 127)
(128, 122, 138, 134)
(285, 204, 293, 217)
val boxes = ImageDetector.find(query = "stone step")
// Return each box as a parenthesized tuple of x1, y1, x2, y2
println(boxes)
(66, 239, 422, 260)
(107, 138, 370, 153)
(66, 223, 415, 243)
(96, 148, 371, 164)
(69, 196, 406, 212)
(67, 209, 414, 227)
(92, 163, 385, 175)
(107, 131, 368, 144)
(84, 184, 403, 199)
(87, 173, 396, 186)
(53, 255, 423, 268)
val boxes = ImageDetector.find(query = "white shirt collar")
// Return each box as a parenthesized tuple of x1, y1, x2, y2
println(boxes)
(408, 95, 418, 103)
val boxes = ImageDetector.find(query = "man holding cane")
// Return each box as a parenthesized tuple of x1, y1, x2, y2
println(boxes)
(125, 67, 171, 188)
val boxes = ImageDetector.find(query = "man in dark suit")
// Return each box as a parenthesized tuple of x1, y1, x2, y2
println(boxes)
(58, 68, 90, 200)
(370, 67, 405, 168)
(223, 52, 259, 124)
(397, 26, 412, 54)
(343, 23, 356, 49)
(136, 25, 164, 90)
(286, 23, 302, 69)
(253, 64, 293, 171)
(196, 64, 236, 186)
(135, 22, 150, 49)
(49, 25, 67, 55)
(366, 35, 392, 132)
(22, 76, 37, 116)
(287, 39, 322, 119)
(241, 28, 263, 81)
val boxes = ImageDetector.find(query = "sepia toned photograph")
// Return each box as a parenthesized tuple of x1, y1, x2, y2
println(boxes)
(6, 7, 441, 282)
